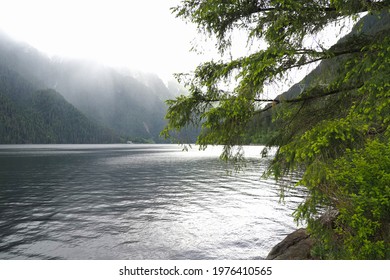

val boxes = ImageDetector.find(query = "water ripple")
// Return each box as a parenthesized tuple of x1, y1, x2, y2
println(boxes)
(0, 144, 305, 259)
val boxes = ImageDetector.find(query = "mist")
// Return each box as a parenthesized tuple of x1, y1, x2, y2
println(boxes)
(0, 30, 188, 143)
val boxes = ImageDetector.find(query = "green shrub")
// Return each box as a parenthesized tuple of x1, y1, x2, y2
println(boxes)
(311, 140, 390, 259)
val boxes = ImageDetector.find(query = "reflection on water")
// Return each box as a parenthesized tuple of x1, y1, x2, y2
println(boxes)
(0, 144, 304, 259)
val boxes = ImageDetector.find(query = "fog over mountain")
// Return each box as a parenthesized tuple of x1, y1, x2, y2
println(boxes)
(0, 31, 185, 143)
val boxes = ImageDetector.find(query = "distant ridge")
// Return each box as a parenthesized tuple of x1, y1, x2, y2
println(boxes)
(245, 11, 390, 144)
(0, 31, 185, 143)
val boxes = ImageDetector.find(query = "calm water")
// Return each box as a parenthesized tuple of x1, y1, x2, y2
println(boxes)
(0, 144, 304, 260)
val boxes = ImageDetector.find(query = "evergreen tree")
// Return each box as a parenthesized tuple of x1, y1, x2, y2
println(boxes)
(163, 1, 390, 259)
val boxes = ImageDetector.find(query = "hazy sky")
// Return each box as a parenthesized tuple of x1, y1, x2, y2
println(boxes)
(0, 0, 212, 81)
(0, 0, 354, 93)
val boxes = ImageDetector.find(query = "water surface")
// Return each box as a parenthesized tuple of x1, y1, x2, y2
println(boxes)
(0, 144, 304, 259)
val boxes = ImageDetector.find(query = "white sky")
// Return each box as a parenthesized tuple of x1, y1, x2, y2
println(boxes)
(0, 0, 354, 94)
(0, 0, 211, 81)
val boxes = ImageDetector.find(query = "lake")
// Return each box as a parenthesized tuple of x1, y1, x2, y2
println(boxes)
(0, 144, 304, 259)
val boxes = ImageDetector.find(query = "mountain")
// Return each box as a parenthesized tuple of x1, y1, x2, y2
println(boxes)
(245, 11, 390, 144)
(0, 63, 118, 143)
(277, 11, 390, 101)
(0, 31, 183, 143)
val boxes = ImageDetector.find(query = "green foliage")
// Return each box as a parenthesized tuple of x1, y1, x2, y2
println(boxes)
(309, 140, 390, 259)
(164, 0, 390, 259)
(270, 18, 390, 259)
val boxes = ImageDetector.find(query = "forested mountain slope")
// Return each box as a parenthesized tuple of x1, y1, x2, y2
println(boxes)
(0, 64, 118, 143)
